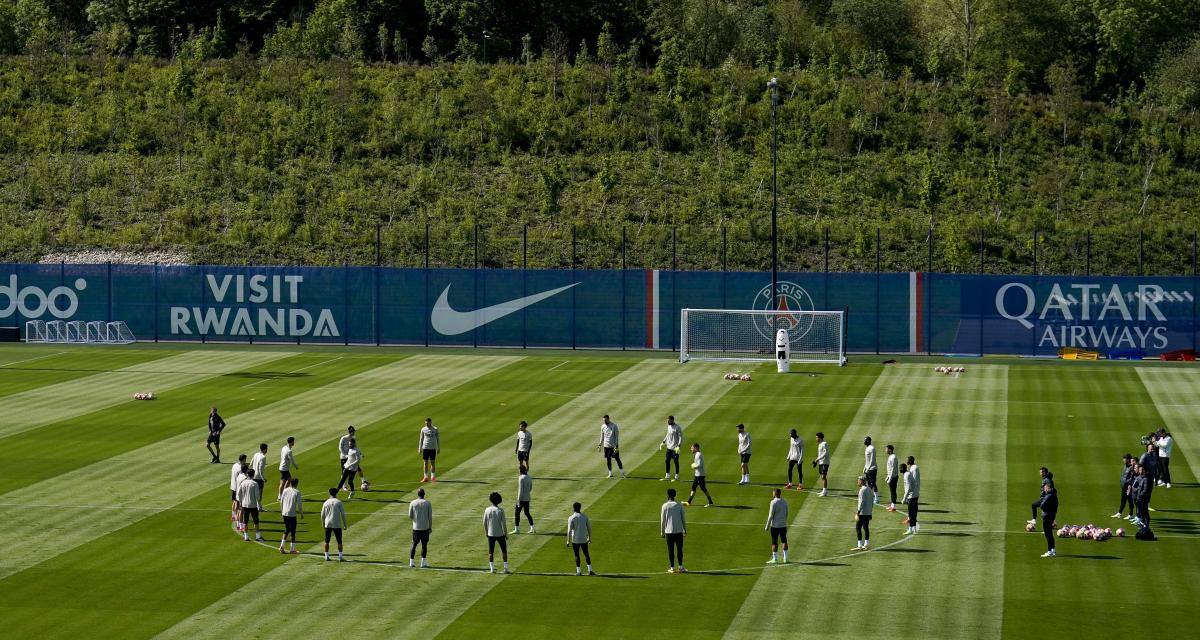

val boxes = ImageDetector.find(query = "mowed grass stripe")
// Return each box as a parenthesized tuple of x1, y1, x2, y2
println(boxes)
(1135, 368, 1200, 489)
(1002, 366, 1200, 638)
(440, 363, 884, 639)
(0, 349, 298, 439)
(0, 352, 394, 496)
(0, 348, 177, 398)
(0, 354, 519, 586)
(725, 364, 1009, 640)
(0, 356, 627, 639)
(156, 359, 740, 640)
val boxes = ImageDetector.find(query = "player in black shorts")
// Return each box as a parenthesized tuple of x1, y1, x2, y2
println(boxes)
(206, 406, 226, 463)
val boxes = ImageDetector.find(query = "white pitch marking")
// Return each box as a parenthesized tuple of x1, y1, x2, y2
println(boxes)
(0, 351, 68, 367)
(548, 361, 568, 371)
(242, 356, 344, 388)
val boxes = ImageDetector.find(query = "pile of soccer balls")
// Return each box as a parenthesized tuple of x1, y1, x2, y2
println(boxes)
(723, 372, 752, 381)
(132, 391, 156, 400)
(934, 366, 965, 374)
(1056, 524, 1122, 540)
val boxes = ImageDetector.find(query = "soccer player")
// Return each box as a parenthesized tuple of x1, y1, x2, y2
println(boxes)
(854, 475, 874, 550)
(338, 426, 356, 471)
(250, 443, 268, 510)
(321, 487, 348, 561)
(1139, 440, 1159, 486)
(408, 488, 432, 568)
(336, 439, 363, 499)
(1028, 466, 1058, 557)
(206, 406, 226, 463)
(737, 423, 752, 485)
(862, 436, 878, 502)
(661, 415, 683, 481)
(685, 442, 714, 507)
(1113, 453, 1135, 519)
(1154, 430, 1173, 488)
(598, 414, 625, 478)
(786, 429, 804, 490)
(229, 453, 248, 522)
(660, 488, 687, 573)
(419, 418, 440, 482)
(884, 444, 898, 511)
(812, 432, 830, 496)
(1132, 464, 1151, 528)
(515, 421, 532, 469)
(765, 488, 789, 564)
(566, 502, 594, 575)
(278, 436, 298, 500)
(512, 465, 535, 534)
(903, 455, 921, 533)
(237, 468, 264, 542)
(279, 477, 302, 554)
(483, 492, 509, 573)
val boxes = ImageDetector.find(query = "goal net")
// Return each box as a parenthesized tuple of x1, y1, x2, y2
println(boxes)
(25, 320, 136, 344)
(680, 308, 846, 365)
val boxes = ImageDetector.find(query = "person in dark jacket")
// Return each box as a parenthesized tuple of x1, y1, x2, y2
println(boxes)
(1112, 454, 1135, 519)
(1028, 467, 1058, 558)
(1139, 441, 1159, 485)
(1132, 464, 1151, 528)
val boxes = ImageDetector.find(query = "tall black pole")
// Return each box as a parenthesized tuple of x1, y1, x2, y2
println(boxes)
(875, 227, 880, 355)
(769, 77, 779, 308)
(1138, 229, 1144, 276)
(1086, 230, 1091, 276)
(1033, 229, 1038, 275)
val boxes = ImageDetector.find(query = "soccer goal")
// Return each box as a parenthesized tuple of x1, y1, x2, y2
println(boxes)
(24, 319, 136, 344)
(680, 308, 846, 365)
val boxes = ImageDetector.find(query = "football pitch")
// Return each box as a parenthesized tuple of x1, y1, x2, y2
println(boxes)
(0, 344, 1196, 639)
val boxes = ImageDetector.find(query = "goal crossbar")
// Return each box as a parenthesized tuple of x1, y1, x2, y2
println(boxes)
(680, 308, 846, 366)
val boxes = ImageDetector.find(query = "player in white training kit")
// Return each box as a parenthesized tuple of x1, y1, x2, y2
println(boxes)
(737, 424, 752, 485)
(854, 475, 875, 550)
(813, 432, 830, 496)
(230, 453, 248, 523)
(515, 421, 532, 469)
(278, 436, 299, 500)
(685, 443, 714, 507)
(408, 488, 432, 567)
(338, 426, 356, 471)
(512, 465, 535, 534)
(279, 477, 302, 554)
(237, 468, 264, 541)
(884, 444, 899, 511)
(902, 456, 921, 533)
(566, 502, 594, 575)
(483, 492, 509, 573)
(419, 418, 440, 482)
(786, 429, 804, 490)
(598, 415, 625, 478)
(250, 443, 268, 511)
(661, 488, 687, 573)
(336, 439, 363, 499)
(766, 487, 789, 563)
(661, 416, 684, 481)
(321, 487, 348, 561)
(863, 437, 878, 503)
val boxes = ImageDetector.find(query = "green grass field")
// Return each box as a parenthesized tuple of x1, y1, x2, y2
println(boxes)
(0, 344, 1195, 639)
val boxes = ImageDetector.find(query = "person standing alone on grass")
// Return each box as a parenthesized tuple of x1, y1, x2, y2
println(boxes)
(419, 418, 440, 482)
(338, 426, 355, 472)
(1113, 453, 1135, 519)
(251, 443, 268, 511)
(854, 475, 874, 550)
(884, 444, 898, 511)
(1028, 467, 1058, 558)
(863, 437, 878, 503)
(237, 468, 264, 542)
(737, 424, 752, 485)
(230, 453, 247, 522)
(515, 421, 532, 469)
(786, 429, 804, 490)
(512, 465, 535, 534)
(902, 459, 920, 534)
(1154, 430, 1173, 488)
(661, 488, 687, 573)
(813, 433, 830, 497)
(279, 477, 302, 554)
(599, 415, 625, 478)
(337, 439, 362, 499)
(685, 443, 714, 507)
(278, 436, 298, 500)
(206, 406, 226, 463)
(483, 492, 509, 573)
(566, 502, 594, 575)
(321, 487, 348, 561)
(766, 488, 789, 564)
(662, 416, 683, 481)
(408, 488, 432, 568)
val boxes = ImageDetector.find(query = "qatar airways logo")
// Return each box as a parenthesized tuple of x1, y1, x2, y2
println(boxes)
(170, 274, 339, 338)
(0, 275, 87, 319)
(996, 282, 1190, 350)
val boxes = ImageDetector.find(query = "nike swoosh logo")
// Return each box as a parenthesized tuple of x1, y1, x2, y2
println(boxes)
(431, 282, 579, 335)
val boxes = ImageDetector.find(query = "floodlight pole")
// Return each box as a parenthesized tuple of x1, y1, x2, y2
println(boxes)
(769, 77, 779, 307)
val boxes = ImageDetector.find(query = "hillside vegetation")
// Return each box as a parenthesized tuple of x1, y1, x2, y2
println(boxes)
(1, 1, 1199, 273)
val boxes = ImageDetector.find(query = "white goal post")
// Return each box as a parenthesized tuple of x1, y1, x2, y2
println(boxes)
(680, 308, 846, 366)
(24, 319, 136, 344)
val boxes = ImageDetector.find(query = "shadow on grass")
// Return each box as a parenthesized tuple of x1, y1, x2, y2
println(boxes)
(710, 504, 753, 510)
(519, 571, 647, 579)
(434, 479, 490, 485)
(1060, 554, 1122, 560)
(688, 570, 755, 576)
(928, 520, 975, 526)
(921, 531, 973, 537)
(879, 548, 934, 553)
(799, 561, 849, 567)
(532, 477, 581, 482)
(223, 371, 313, 380)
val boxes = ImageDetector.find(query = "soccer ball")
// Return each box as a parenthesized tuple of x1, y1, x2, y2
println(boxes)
(741, 373, 751, 381)
(723, 373, 733, 380)
(360, 480, 370, 491)
(1025, 522, 1036, 532)
(1116, 528, 1125, 537)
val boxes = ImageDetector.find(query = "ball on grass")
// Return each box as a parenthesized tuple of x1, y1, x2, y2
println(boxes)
(740, 374, 751, 381)
(360, 480, 370, 491)
(1116, 528, 1125, 537)
(1025, 522, 1036, 532)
